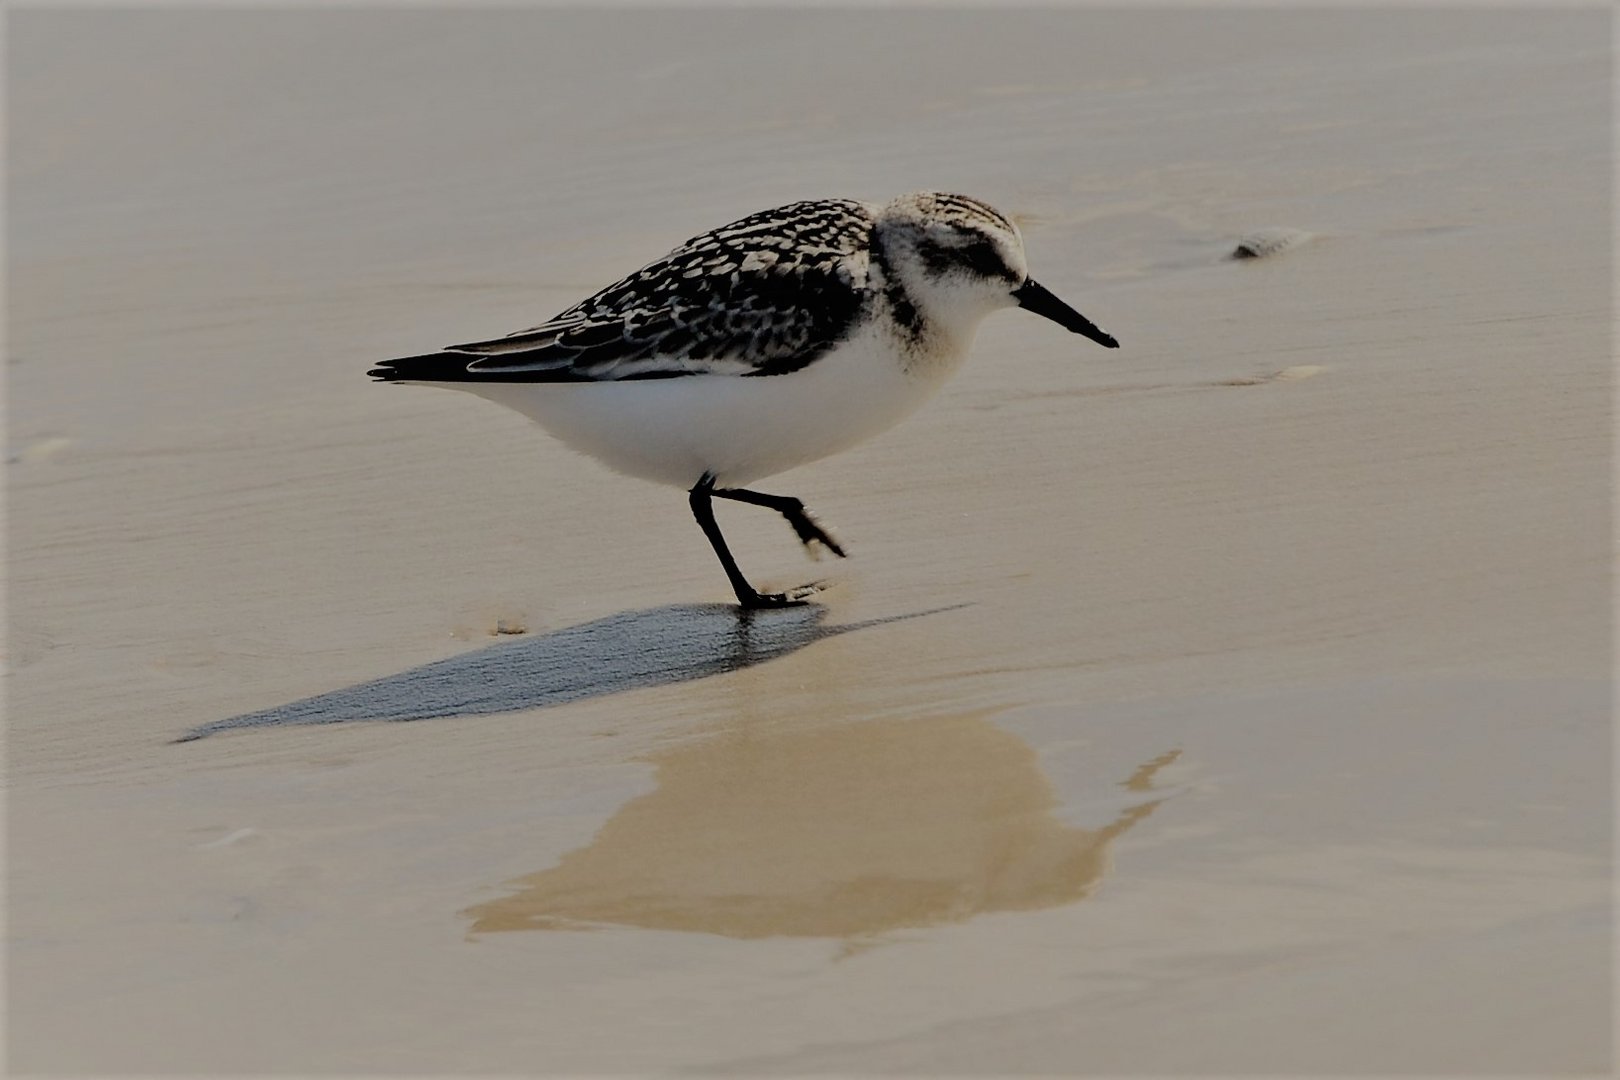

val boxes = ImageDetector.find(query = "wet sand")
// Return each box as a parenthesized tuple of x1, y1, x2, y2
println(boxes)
(8, 9, 1611, 1075)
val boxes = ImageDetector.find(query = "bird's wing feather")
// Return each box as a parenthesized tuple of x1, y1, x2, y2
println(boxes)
(374, 199, 877, 384)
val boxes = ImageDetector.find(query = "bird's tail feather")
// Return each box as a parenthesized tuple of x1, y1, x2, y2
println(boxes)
(368, 351, 484, 382)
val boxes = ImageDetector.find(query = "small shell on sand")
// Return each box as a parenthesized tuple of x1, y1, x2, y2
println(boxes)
(8, 436, 75, 464)
(1217, 365, 1328, 387)
(1230, 227, 1314, 260)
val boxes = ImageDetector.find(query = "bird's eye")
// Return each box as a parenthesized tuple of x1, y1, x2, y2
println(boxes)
(957, 238, 1011, 280)
(916, 236, 1013, 281)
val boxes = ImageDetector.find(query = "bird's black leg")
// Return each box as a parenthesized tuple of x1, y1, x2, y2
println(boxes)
(689, 474, 817, 609)
(712, 487, 847, 559)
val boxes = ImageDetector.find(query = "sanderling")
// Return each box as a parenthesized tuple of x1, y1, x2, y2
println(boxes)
(370, 191, 1118, 609)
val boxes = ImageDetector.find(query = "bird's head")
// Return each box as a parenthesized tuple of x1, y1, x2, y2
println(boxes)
(875, 191, 1118, 351)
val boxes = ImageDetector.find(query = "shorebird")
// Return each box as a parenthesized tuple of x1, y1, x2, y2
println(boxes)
(370, 192, 1118, 608)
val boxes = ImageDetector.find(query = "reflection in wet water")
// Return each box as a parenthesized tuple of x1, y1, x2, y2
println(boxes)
(176, 603, 951, 742)
(464, 713, 1179, 942)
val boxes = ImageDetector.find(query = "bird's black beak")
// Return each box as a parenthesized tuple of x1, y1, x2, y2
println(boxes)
(1013, 279, 1119, 349)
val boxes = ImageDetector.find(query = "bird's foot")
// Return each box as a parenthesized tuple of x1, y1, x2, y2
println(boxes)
(785, 510, 847, 561)
(737, 580, 828, 609)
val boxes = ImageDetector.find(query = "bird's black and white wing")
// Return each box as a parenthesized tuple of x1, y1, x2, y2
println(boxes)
(369, 199, 877, 384)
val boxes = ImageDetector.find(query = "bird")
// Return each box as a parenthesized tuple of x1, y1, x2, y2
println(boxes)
(369, 191, 1119, 609)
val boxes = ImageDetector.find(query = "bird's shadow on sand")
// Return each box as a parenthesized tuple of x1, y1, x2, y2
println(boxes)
(176, 602, 960, 743)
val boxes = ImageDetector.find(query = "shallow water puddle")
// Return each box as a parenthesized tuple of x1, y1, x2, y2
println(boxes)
(464, 710, 1178, 943)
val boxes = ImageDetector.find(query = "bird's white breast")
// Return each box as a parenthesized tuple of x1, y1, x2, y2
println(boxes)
(453, 321, 969, 488)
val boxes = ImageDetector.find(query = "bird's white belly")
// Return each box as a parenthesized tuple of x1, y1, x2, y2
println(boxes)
(449, 328, 964, 488)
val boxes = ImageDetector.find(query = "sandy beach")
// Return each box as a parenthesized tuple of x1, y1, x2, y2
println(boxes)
(8, 9, 1611, 1075)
